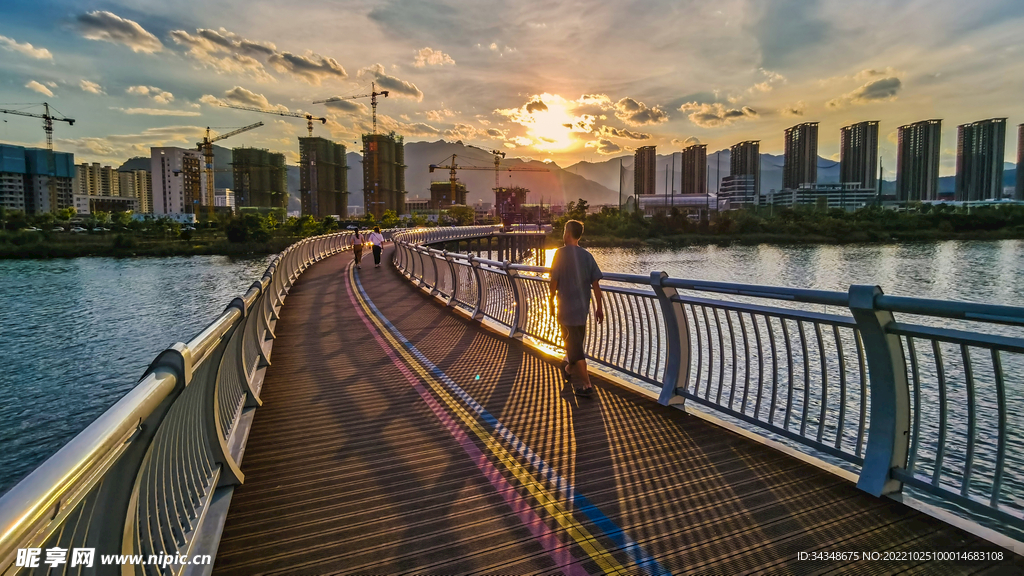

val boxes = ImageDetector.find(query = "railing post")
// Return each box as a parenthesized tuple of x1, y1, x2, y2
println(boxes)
(429, 249, 440, 296)
(469, 255, 487, 321)
(443, 251, 458, 307)
(505, 262, 528, 339)
(849, 284, 911, 497)
(416, 248, 428, 288)
(651, 271, 689, 406)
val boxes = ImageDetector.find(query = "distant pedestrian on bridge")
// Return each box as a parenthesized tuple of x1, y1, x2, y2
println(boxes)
(352, 229, 365, 269)
(549, 219, 604, 396)
(369, 227, 385, 268)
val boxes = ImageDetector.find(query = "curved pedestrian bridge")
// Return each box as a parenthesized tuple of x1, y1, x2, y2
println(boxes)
(215, 243, 1019, 574)
(2, 228, 1024, 575)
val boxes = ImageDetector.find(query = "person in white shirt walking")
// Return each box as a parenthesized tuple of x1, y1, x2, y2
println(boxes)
(368, 227, 385, 268)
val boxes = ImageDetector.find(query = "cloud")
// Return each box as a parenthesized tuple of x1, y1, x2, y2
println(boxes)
(486, 128, 505, 138)
(76, 11, 162, 53)
(444, 123, 485, 141)
(113, 107, 201, 116)
(200, 86, 289, 112)
(508, 136, 533, 147)
(268, 51, 347, 85)
(374, 114, 440, 136)
(413, 47, 455, 67)
(170, 29, 275, 82)
(79, 80, 105, 94)
(671, 137, 702, 147)
(750, 68, 786, 93)
(357, 63, 423, 101)
(57, 125, 206, 160)
(827, 77, 902, 108)
(679, 102, 758, 128)
(127, 85, 174, 104)
(577, 94, 613, 108)
(597, 126, 650, 140)
(781, 100, 806, 116)
(525, 99, 548, 113)
(324, 99, 369, 115)
(25, 81, 53, 97)
(585, 139, 623, 155)
(425, 108, 456, 122)
(614, 98, 668, 126)
(0, 35, 52, 60)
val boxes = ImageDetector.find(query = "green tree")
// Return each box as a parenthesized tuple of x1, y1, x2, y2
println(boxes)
(56, 207, 77, 221)
(445, 206, 474, 226)
(380, 209, 400, 229)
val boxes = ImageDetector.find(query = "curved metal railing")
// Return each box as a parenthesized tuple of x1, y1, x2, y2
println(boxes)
(0, 231, 361, 575)
(392, 227, 1024, 542)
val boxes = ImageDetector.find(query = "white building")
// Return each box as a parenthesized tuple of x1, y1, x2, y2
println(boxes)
(74, 163, 120, 197)
(214, 187, 235, 208)
(118, 170, 153, 214)
(151, 147, 206, 215)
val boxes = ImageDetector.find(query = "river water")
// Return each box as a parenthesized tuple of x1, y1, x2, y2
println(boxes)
(2, 241, 1023, 535)
(0, 255, 272, 494)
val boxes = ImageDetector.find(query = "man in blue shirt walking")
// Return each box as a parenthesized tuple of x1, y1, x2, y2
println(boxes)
(548, 220, 604, 396)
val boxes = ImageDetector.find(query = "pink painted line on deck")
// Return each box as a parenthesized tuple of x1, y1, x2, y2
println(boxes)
(345, 267, 590, 576)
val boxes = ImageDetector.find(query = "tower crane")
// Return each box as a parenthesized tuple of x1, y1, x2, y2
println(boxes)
(312, 82, 389, 134)
(219, 103, 325, 137)
(429, 154, 548, 212)
(0, 103, 75, 212)
(196, 121, 263, 212)
(0, 103, 75, 150)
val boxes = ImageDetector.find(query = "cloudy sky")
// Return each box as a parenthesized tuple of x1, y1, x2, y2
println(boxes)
(1, 0, 1022, 176)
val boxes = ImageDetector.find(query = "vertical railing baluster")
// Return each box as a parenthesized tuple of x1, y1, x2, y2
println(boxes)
(849, 285, 911, 497)
(834, 325, 848, 452)
(961, 344, 976, 497)
(798, 320, 811, 437)
(782, 319, 794, 431)
(906, 337, 921, 472)
(740, 312, 752, 415)
(933, 340, 947, 487)
(815, 322, 828, 444)
(767, 315, 779, 425)
(691, 304, 703, 398)
(991, 349, 1007, 508)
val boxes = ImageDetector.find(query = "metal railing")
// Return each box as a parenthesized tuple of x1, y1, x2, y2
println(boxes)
(392, 227, 1024, 541)
(0, 231, 361, 575)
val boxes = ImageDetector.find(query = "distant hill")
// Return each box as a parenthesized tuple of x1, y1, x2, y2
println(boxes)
(292, 140, 618, 210)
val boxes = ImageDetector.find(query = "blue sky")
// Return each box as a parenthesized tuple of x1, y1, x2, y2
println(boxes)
(1, 0, 1022, 176)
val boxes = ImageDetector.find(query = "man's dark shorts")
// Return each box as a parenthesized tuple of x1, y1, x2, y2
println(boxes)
(561, 325, 587, 365)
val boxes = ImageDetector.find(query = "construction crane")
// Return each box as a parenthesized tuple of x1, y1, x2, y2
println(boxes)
(219, 103, 325, 137)
(0, 102, 75, 150)
(0, 103, 75, 213)
(429, 153, 548, 210)
(312, 82, 389, 134)
(196, 121, 263, 212)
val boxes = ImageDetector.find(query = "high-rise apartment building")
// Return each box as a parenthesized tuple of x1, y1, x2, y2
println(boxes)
(1017, 124, 1023, 201)
(74, 163, 120, 197)
(299, 137, 348, 218)
(721, 140, 759, 204)
(783, 122, 819, 189)
(362, 133, 405, 219)
(429, 180, 467, 209)
(118, 169, 153, 214)
(151, 147, 206, 215)
(634, 145, 657, 196)
(840, 121, 879, 189)
(232, 147, 288, 209)
(896, 120, 942, 201)
(955, 118, 1007, 201)
(680, 144, 707, 196)
(1, 145, 76, 214)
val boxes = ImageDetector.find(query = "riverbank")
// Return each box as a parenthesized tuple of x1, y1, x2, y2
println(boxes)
(547, 228, 1024, 249)
(0, 233, 300, 259)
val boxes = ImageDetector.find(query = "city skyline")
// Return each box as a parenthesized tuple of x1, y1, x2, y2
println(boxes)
(1, 0, 1023, 177)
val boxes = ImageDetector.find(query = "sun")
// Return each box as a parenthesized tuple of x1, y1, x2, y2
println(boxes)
(497, 93, 593, 152)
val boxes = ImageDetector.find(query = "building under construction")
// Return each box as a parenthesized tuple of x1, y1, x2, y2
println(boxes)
(634, 146, 657, 196)
(232, 147, 287, 210)
(495, 186, 529, 219)
(299, 137, 348, 218)
(362, 132, 406, 219)
(429, 180, 466, 209)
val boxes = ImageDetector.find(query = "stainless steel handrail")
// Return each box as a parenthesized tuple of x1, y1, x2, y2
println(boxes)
(392, 227, 1024, 543)
(0, 231, 358, 575)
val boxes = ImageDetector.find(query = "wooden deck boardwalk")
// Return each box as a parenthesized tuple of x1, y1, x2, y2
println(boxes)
(213, 245, 1024, 575)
